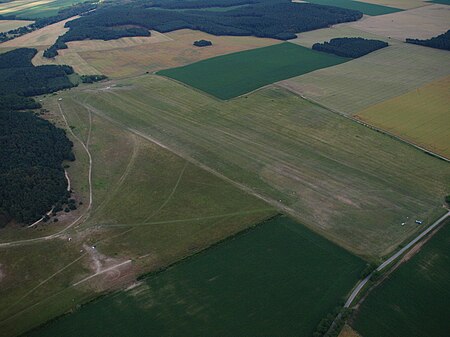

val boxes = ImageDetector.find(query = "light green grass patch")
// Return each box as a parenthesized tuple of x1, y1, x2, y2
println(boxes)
(157, 42, 349, 100)
(27, 216, 366, 337)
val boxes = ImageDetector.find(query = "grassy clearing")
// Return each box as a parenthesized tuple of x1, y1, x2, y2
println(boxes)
(0, 19, 33, 33)
(0, 91, 275, 336)
(304, 0, 402, 15)
(0, 16, 74, 48)
(353, 220, 450, 337)
(158, 42, 349, 99)
(279, 43, 450, 115)
(72, 76, 450, 258)
(356, 76, 450, 159)
(28, 216, 365, 337)
(292, 24, 395, 49)
(349, 4, 450, 40)
(75, 29, 280, 79)
(0, 0, 82, 19)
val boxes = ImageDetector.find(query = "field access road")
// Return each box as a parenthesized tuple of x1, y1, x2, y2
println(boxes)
(345, 210, 450, 308)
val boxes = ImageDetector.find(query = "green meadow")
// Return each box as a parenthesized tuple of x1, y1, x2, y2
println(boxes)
(28, 216, 365, 337)
(157, 42, 349, 100)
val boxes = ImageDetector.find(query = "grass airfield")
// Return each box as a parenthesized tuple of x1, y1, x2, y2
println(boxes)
(71, 76, 449, 258)
(1, 1, 450, 336)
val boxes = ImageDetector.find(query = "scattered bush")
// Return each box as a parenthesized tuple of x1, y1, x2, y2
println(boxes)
(194, 39, 212, 47)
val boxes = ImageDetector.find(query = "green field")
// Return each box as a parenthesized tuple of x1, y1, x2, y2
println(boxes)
(157, 42, 349, 100)
(354, 220, 450, 337)
(280, 43, 450, 115)
(305, 0, 402, 15)
(68, 76, 450, 258)
(28, 216, 365, 337)
(0, 94, 275, 337)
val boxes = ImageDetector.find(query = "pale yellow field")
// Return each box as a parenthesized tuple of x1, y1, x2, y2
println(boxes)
(76, 29, 281, 78)
(349, 4, 450, 40)
(357, 0, 429, 9)
(0, 0, 53, 15)
(0, 19, 33, 33)
(279, 43, 450, 115)
(339, 325, 362, 337)
(356, 76, 450, 159)
(291, 23, 395, 49)
(0, 16, 76, 47)
(33, 48, 102, 75)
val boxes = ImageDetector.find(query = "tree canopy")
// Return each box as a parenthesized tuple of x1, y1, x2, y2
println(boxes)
(44, 0, 363, 57)
(406, 30, 450, 51)
(312, 37, 388, 58)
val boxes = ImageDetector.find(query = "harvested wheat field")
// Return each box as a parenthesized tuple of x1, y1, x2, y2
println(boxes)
(279, 43, 450, 115)
(0, 16, 76, 48)
(0, 19, 33, 33)
(349, 4, 450, 40)
(356, 76, 450, 159)
(77, 29, 281, 78)
(33, 48, 102, 75)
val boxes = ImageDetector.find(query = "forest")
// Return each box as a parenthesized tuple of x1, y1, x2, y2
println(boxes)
(44, 0, 363, 57)
(0, 48, 77, 226)
(0, 48, 75, 96)
(312, 37, 388, 58)
(0, 108, 74, 226)
(406, 30, 450, 51)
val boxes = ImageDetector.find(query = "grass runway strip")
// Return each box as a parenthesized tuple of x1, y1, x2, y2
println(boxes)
(158, 42, 349, 100)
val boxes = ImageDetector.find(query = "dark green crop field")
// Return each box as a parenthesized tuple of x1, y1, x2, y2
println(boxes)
(28, 216, 365, 337)
(305, 0, 402, 16)
(354, 220, 450, 337)
(157, 42, 349, 99)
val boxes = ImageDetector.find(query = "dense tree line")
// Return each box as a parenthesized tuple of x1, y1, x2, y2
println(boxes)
(148, 0, 258, 9)
(80, 74, 108, 83)
(44, 0, 362, 56)
(0, 47, 77, 226)
(0, 95, 42, 110)
(193, 39, 212, 47)
(406, 30, 450, 51)
(0, 109, 74, 226)
(312, 37, 388, 58)
(0, 1, 97, 43)
(0, 48, 75, 96)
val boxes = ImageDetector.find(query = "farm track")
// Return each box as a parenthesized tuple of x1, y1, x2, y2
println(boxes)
(0, 103, 93, 248)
